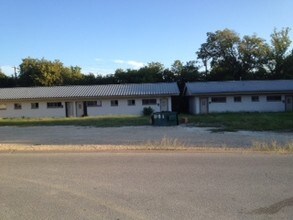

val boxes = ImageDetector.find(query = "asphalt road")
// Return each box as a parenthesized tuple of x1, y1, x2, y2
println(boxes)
(0, 153, 292, 220)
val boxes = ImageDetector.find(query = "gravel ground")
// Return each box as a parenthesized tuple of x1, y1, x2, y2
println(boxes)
(0, 125, 292, 149)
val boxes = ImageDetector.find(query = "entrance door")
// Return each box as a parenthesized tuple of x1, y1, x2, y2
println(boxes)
(65, 102, 74, 117)
(285, 96, 293, 112)
(200, 98, 208, 114)
(76, 101, 85, 117)
(160, 98, 168, 111)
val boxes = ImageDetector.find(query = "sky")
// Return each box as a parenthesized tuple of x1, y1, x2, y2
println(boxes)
(1, 0, 292, 76)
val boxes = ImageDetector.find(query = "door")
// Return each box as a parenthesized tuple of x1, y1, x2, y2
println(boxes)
(160, 98, 168, 111)
(65, 102, 74, 117)
(200, 98, 208, 114)
(285, 96, 293, 112)
(76, 101, 85, 117)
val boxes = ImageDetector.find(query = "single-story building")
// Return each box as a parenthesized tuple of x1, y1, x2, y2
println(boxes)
(185, 80, 293, 114)
(0, 82, 180, 118)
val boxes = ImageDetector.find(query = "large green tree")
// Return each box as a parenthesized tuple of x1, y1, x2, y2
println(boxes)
(196, 28, 292, 80)
(18, 58, 63, 86)
(267, 28, 292, 78)
(0, 70, 16, 87)
(282, 50, 293, 79)
(18, 58, 84, 86)
(238, 35, 271, 79)
(196, 29, 242, 80)
(61, 66, 84, 85)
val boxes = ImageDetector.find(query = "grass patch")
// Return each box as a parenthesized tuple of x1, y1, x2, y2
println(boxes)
(0, 115, 150, 127)
(180, 112, 293, 132)
(0, 112, 292, 131)
(143, 136, 186, 150)
(252, 141, 293, 153)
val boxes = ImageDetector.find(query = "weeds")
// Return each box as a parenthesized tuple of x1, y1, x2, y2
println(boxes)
(143, 136, 187, 150)
(252, 141, 293, 153)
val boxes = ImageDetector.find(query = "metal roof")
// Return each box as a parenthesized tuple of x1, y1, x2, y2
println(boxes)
(0, 83, 180, 101)
(185, 80, 293, 95)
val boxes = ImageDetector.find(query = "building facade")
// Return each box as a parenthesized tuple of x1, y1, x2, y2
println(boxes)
(0, 83, 179, 118)
(185, 80, 293, 114)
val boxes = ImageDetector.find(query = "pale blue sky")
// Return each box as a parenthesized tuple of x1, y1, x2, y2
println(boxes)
(1, 0, 292, 76)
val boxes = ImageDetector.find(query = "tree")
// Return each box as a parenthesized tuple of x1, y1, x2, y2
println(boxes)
(161, 69, 176, 82)
(0, 69, 16, 87)
(114, 68, 139, 83)
(18, 58, 64, 86)
(196, 28, 292, 80)
(238, 35, 271, 78)
(137, 62, 164, 82)
(170, 60, 200, 82)
(0, 70, 8, 87)
(0, 69, 5, 78)
(61, 66, 84, 85)
(267, 27, 292, 78)
(196, 29, 242, 80)
(18, 58, 86, 86)
(181, 61, 201, 82)
(282, 49, 293, 79)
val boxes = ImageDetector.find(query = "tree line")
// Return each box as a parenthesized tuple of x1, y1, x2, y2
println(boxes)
(1, 28, 292, 88)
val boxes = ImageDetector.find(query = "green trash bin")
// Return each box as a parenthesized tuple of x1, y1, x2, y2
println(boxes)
(151, 111, 178, 126)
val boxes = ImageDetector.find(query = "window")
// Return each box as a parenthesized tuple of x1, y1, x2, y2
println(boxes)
(266, 96, 282, 102)
(142, 99, 157, 105)
(0, 104, 7, 110)
(31, 103, 39, 109)
(14, 103, 22, 110)
(211, 97, 226, 103)
(86, 100, 102, 107)
(128, 99, 135, 106)
(251, 96, 259, 102)
(111, 100, 118, 106)
(86, 101, 97, 107)
(47, 102, 63, 108)
(234, 96, 242, 102)
(96, 100, 102, 107)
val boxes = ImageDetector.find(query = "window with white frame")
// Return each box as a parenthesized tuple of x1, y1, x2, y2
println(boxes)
(142, 99, 157, 105)
(128, 99, 135, 106)
(234, 96, 242, 102)
(266, 96, 281, 102)
(111, 100, 118, 106)
(31, 103, 39, 109)
(86, 100, 102, 107)
(211, 97, 226, 103)
(14, 103, 22, 110)
(251, 96, 259, 102)
(47, 102, 63, 108)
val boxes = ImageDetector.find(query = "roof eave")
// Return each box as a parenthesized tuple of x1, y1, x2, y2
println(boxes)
(187, 90, 293, 96)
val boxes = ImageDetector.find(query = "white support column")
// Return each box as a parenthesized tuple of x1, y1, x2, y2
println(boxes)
(195, 97, 200, 114)
(73, 101, 77, 117)
(168, 97, 172, 111)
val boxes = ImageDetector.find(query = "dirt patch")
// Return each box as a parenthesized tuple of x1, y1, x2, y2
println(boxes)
(249, 197, 293, 215)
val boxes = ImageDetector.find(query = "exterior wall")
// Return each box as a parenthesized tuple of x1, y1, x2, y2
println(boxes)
(167, 97, 172, 112)
(188, 97, 196, 114)
(188, 97, 200, 114)
(195, 97, 200, 114)
(0, 97, 171, 118)
(189, 94, 286, 114)
(86, 97, 162, 116)
(0, 101, 66, 118)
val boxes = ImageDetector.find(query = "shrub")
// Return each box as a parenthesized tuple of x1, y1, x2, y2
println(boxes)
(143, 107, 154, 116)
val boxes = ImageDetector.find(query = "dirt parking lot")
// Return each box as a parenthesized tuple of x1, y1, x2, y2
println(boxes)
(0, 125, 292, 149)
